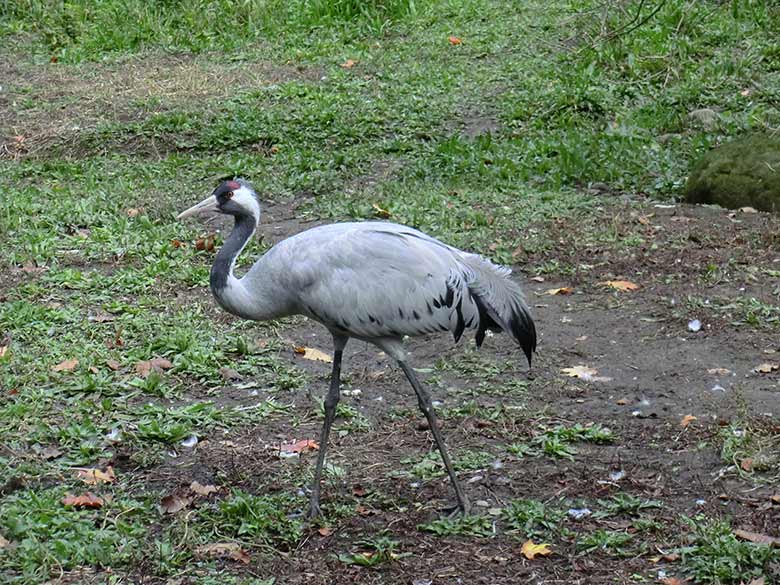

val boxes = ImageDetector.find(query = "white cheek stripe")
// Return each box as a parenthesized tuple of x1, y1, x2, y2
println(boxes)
(232, 186, 260, 221)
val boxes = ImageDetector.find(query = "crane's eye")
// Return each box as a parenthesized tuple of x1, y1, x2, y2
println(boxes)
(225, 191, 234, 199)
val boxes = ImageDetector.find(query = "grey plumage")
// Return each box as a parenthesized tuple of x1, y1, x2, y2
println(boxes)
(178, 179, 537, 518)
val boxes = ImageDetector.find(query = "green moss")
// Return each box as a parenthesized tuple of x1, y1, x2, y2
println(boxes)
(684, 134, 780, 212)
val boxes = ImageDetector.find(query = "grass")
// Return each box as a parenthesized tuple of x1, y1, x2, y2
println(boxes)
(1, 0, 779, 582)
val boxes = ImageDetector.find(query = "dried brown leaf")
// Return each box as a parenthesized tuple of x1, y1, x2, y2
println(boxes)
(371, 203, 391, 219)
(135, 357, 173, 378)
(52, 358, 79, 372)
(0, 534, 8, 548)
(544, 287, 573, 295)
(754, 362, 779, 374)
(340, 59, 358, 68)
(106, 359, 121, 371)
(62, 492, 104, 509)
(734, 529, 780, 546)
(740, 458, 754, 472)
(194, 542, 250, 564)
(190, 481, 218, 496)
(680, 415, 697, 428)
(448, 35, 462, 45)
(318, 526, 333, 536)
(195, 234, 216, 251)
(280, 439, 319, 454)
(160, 494, 192, 514)
(0, 345, 8, 359)
(293, 346, 332, 363)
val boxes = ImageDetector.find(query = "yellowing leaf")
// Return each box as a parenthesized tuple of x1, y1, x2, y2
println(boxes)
(599, 280, 639, 292)
(340, 58, 358, 68)
(680, 415, 697, 428)
(293, 346, 332, 363)
(448, 35, 462, 45)
(76, 466, 116, 485)
(520, 539, 552, 560)
(52, 358, 79, 372)
(754, 362, 779, 374)
(371, 203, 391, 219)
(194, 542, 250, 564)
(544, 287, 573, 295)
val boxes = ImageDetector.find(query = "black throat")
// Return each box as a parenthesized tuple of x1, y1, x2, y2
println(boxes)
(210, 214, 257, 294)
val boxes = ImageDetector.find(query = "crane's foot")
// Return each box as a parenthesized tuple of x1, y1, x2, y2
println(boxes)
(306, 500, 322, 521)
(442, 497, 471, 518)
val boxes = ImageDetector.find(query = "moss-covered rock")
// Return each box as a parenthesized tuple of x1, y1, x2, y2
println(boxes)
(684, 134, 780, 212)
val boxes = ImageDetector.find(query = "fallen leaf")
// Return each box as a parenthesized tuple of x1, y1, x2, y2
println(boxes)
(340, 59, 358, 68)
(160, 494, 192, 514)
(561, 365, 611, 382)
(352, 484, 368, 497)
(599, 280, 639, 292)
(0, 534, 8, 548)
(448, 35, 462, 45)
(135, 357, 174, 378)
(680, 415, 697, 428)
(616, 398, 629, 405)
(318, 526, 333, 536)
(771, 494, 780, 504)
(520, 539, 552, 560)
(170, 239, 183, 248)
(754, 363, 779, 374)
(106, 359, 121, 371)
(194, 542, 250, 564)
(530, 276, 545, 282)
(41, 446, 62, 460)
(293, 346, 333, 363)
(280, 439, 319, 454)
(660, 578, 688, 585)
(707, 368, 731, 375)
(740, 458, 754, 472)
(371, 203, 391, 219)
(545, 287, 573, 295)
(740, 88, 752, 97)
(190, 481, 218, 496)
(195, 234, 216, 251)
(219, 367, 241, 381)
(62, 492, 103, 509)
(733, 529, 780, 546)
(355, 504, 376, 516)
(662, 553, 681, 562)
(52, 358, 79, 372)
(0, 345, 8, 358)
(743, 578, 765, 585)
(126, 207, 142, 217)
(76, 466, 115, 485)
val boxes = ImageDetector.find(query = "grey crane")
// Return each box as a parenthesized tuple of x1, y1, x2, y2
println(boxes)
(178, 179, 536, 518)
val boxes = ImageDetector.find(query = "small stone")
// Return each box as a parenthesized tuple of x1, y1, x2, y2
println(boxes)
(568, 508, 592, 520)
(687, 108, 719, 131)
(475, 500, 490, 507)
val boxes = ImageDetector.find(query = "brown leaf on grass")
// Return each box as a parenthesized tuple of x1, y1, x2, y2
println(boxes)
(89, 312, 116, 323)
(160, 494, 192, 514)
(21, 264, 47, 274)
(170, 239, 184, 248)
(194, 542, 250, 564)
(544, 287, 573, 295)
(352, 484, 368, 497)
(0, 534, 9, 548)
(292, 346, 332, 363)
(520, 540, 552, 560)
(318, 526, 333, 536)
(0, 345, 8, 359)
(448, 35, 462, 45)
(660, 578, 688, 585)
(135, 358, 173, 378)
(106, 359, 121, 371)
(371, 203, 391, 219)
(680, 415, 697, 428)
(734, 529, 780, 546)
(355, 504, 377, 516)
(76, 466, 115, 485)
(561, 365, 612, 382)
(340, 59, 358, 68)
(280, 439, 319, 454)
(62, 492, 104, 509)
(754, 363, 779, 374)
(41, 446, 62, 460)
(740, 458, 754, 472)
(126, 207, 143, 217)
(190, 481, 218, 496)
(52, 358, 79, 372)
(195, 234, 216, 251)
(771, 494, 780, 504)
(599, 280, 640, 292)
(743, 577, 766, 585)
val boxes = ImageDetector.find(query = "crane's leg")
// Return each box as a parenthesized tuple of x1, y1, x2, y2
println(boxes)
(398, 361, 471, 516)
(308, 336, 347, 519)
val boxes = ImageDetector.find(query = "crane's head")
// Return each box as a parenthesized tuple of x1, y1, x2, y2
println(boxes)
(177, 179, 260, 223)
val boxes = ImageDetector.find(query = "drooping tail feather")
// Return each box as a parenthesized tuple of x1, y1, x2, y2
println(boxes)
(464, 256, 537, 366)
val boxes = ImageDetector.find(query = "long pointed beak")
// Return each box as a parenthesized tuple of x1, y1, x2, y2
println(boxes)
(177, 195, 219, 220)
